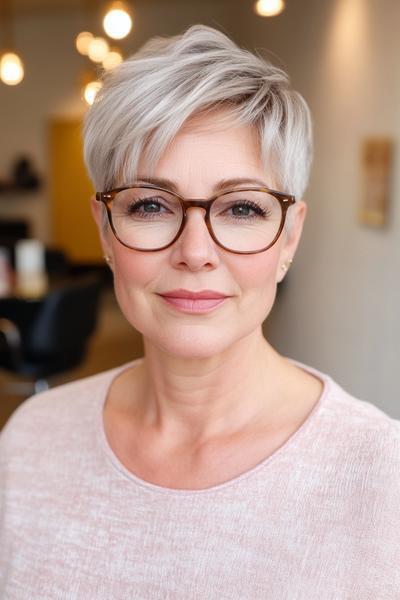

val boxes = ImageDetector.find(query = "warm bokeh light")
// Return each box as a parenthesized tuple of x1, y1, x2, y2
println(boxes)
(102, 49, 123, 70)
(83, 80, 102, 105)
(103, 3, 132, 40)
(0, 52, 24, 85)
(75, 31, 94, 55)
(87, 37, 110, 63)
(254, 0, 285, 17)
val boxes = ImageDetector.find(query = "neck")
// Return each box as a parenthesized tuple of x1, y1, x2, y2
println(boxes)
(131, 328, 288, 446)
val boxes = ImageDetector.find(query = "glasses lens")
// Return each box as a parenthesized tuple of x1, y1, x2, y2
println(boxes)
(110, 187, 183, 250)
(210, 190, 283, 252)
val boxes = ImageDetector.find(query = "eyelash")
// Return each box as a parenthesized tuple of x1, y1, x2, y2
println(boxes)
(123, 198, 271, 220)
(227, 200, 269, 218)
(126, 198, 169, 215)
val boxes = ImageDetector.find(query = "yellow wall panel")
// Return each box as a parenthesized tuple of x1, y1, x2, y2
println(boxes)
(49, 119, 102, 263)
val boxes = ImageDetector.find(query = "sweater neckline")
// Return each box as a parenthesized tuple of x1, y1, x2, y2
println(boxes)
(96, 358, 331, 496)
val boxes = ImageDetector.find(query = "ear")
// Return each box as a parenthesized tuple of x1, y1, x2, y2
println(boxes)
(276, 201, 307, 283)
(90, 194, 103, 229)
(90, 195, 113, 263)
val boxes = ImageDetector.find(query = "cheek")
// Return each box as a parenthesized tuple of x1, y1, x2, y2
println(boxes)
(110, 243, 162, 313)
(112, 246, 153, 285)
(232, 248, 280, 292)
(230, 248, 281, 321)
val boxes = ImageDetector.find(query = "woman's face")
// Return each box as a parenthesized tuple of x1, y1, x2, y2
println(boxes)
(92, 110, 306, 359)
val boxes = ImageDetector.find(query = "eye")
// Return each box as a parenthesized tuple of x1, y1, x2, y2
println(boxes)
(128, 197, 168, 214)
(227, 200, 268, 219)
(230, 202, 265, 217)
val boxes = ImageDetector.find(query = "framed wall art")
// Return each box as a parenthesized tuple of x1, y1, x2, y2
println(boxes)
(359, 137, 393, 227)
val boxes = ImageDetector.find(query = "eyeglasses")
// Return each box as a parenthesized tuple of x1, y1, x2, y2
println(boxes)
(95, 184, 296, 255)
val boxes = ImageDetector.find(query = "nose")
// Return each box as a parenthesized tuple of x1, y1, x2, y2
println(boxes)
(169, 207, 220, 271)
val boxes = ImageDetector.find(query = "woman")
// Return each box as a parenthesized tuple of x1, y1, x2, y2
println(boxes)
(1, 25, 399, 599)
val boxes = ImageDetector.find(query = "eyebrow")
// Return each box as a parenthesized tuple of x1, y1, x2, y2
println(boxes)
(135, 176, 269, 194)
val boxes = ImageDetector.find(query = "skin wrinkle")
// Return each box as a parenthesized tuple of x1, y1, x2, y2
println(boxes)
(92, 107, 320, 456)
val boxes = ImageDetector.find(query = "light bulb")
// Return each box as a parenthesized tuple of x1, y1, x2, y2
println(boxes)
(87, 37, 110, 63)
(103, 3, 132, 40)
(0, 52, 24, 86)
(254, 0, 285, 17)
(76, 31, 94, 55)
(102, 49, 123, 70)
(84, 81, 102, 105)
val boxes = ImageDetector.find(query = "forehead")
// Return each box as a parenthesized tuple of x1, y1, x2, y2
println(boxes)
(164, 110, 261, 166)
(138, 109, 268, 192)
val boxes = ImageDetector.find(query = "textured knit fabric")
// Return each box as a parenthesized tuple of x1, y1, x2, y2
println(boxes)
(0, 360, 399, 600)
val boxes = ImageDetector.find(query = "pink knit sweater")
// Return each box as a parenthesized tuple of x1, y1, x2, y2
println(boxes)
(1, 361, 399, 599)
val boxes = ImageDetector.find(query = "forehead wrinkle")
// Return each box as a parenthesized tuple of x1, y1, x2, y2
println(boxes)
(135, 175, 270, 195)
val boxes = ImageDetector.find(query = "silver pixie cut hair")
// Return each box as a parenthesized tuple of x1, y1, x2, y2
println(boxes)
(83, 25, 312, 199)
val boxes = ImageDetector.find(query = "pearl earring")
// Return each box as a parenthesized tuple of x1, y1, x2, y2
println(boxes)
(281, 258, 293, 272)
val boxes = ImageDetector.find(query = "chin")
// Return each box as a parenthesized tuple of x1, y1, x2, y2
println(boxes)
(148, 323, 259, 360)
(145, 324, 243, 360)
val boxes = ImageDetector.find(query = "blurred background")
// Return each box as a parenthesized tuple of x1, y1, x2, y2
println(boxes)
(0, 0, 399, 427)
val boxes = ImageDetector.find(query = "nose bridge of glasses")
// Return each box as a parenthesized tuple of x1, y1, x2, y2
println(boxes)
(179, 199, 215, 242)
(182, 199, 210, 211)
(180, 199, 210, 227)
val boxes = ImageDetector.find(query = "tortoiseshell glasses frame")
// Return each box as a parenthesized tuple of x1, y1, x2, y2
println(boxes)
(95, 183, 296, 255)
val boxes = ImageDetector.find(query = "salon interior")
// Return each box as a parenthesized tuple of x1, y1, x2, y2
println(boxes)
(0, 0, 399, 428)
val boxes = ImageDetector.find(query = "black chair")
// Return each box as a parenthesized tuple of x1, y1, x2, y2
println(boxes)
(0, 277, 103, 393)
(0, 219, 30, 249)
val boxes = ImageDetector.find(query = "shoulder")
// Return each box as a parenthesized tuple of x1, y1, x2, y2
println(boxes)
(0, 362, 134, 457)
(319, 374, 400, 474)
(325, 376, 400, 435)
(294, 363, 400, 517)
(298, 359, 400, 436)
(296, 360, 400, 467)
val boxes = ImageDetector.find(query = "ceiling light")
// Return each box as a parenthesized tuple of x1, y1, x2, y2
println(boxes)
(0, 52, 24, 85)
(76, 31, 94, 56)
(83, 80, 102, 105)
(103, 2, 132, 40)
(87, 37, 109, 63)
(254, 0, 285, 17)
(102, 49, 123, 70)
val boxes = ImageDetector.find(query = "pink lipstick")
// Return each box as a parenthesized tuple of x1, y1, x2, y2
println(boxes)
(158, 289, 229, 313)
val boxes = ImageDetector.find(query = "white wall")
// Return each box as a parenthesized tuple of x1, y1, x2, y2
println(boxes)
(1, 0, 399, 416)
(246, 0, 400, 417)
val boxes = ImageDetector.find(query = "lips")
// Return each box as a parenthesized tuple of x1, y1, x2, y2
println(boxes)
(158, 289, 229, 313)
(161, 289, 227, 299)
